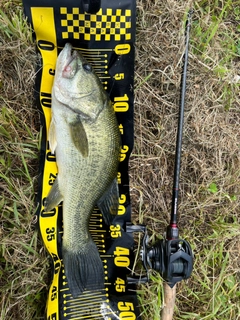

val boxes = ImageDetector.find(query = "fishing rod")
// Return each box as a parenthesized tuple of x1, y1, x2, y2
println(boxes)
(161, 10, 194, 319)
(126, 8, 194, 309)
(168, 8, 193, 242)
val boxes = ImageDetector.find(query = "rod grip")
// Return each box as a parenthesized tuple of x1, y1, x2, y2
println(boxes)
(161, 283, 177, 320)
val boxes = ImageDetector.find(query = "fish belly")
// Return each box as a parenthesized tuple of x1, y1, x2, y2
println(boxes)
(53, 105, 120, 297)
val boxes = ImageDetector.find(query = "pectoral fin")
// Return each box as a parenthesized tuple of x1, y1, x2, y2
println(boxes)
(49, 119, 57, 154)
(97, 178, 119, 225)
(45, 177, 63, 211)
(70, 118, 88, 157)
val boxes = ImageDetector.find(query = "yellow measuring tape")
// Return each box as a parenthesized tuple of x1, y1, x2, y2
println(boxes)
(24, 2, 139, 319)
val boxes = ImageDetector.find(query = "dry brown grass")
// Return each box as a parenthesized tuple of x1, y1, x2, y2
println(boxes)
(1, 0, 240, 319)
(131, 0, 240, 318)
(0, 4, 49, 319)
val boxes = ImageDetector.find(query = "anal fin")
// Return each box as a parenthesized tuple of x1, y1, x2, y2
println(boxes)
(97, 178, 119, 225)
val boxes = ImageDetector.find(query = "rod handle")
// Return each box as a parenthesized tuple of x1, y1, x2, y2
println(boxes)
(161, 283, 177, 320)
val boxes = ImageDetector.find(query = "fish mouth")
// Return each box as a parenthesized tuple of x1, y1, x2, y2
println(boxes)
(61, 43, 79, 73)
(56, 43, 96, 116)
(66, 52, 76, 68)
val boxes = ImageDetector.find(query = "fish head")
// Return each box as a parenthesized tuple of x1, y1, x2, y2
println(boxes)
(53, 43, 107, 121)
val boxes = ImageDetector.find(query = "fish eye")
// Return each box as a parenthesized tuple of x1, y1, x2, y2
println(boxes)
(82, 63, 92, 72)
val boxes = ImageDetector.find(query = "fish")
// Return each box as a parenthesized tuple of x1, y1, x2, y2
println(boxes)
(45, 43, 121, 298)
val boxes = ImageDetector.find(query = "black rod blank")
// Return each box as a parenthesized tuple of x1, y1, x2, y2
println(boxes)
(170, 10, 193, 226)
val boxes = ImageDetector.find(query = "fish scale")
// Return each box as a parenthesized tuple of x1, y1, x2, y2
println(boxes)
(45, 43, 121, 298)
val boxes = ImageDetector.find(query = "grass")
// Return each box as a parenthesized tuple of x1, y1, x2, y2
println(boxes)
(1, 0, 240, 319)
(0, 3, 49, 319)
(132, 0, 240, 319)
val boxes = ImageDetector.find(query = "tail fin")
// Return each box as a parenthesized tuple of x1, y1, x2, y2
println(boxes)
(63, 241, 104, 298)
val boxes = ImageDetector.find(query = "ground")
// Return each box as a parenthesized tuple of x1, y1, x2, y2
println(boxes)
(0, 0, 240, 319)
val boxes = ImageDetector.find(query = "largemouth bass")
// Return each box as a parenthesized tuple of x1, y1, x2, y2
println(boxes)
(45, 43, 121, 298)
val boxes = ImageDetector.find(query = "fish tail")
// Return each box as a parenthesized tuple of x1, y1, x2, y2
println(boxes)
(63, 241, 104, 298)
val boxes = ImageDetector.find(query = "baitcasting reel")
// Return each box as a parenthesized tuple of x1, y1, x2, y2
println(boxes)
(126, 223, 193, 287)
